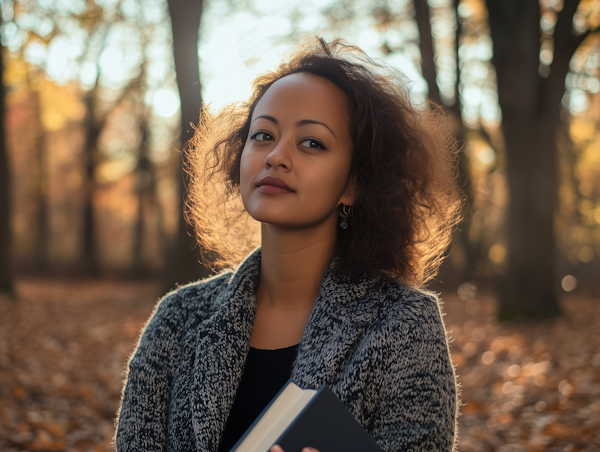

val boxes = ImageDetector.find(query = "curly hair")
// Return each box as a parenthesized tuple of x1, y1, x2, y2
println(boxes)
(186, 36, 462, 287)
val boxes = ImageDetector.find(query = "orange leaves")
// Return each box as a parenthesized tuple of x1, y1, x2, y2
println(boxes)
(543, 422, 573, 439)
(444, 291, 600, 450)
(0, 279, 158, 452)
(1, 280, 599, 451)
(12, 386, 27, 400)
(26, 428, 66, 451)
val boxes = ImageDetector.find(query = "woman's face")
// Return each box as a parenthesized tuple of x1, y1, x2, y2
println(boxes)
(240, 72, 355, 229)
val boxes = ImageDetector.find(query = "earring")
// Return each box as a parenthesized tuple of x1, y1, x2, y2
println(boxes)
(339, 205, 351, 229)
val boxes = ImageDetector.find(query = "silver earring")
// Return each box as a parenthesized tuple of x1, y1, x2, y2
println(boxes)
(339, 205, 351, 229)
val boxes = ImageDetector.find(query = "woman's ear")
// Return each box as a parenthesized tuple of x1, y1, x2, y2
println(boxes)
(339, 174, 358, 207)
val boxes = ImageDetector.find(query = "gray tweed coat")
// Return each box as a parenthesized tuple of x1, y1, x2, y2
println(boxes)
(115, 248, 457, 452)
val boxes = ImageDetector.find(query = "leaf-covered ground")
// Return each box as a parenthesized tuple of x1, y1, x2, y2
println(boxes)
(444, 288, 600, 452)
(0, 279, 598, 451)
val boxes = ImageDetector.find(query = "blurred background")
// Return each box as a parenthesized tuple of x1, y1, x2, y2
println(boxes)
(0, 0, 599, 451)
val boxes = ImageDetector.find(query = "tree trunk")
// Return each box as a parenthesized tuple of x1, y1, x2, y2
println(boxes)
(132, 116, 152, 277)
(414, 0, 478, 285)
(164, 0, 212, 291)
(414, 0, 442, 105)
(499, 112, 560, 318)
(81, 93, 100, 278)
(486, 0, 561, 319)
(448, 0, 479, 284)
(0, 40, 14, 296)
(30, 89, 49, 272)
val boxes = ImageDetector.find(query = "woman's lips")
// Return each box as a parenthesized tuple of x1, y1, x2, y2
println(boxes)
(257, 176, 294, 194)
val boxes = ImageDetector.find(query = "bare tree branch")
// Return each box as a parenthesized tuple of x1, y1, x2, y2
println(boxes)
(553, 0, 584, 63)
(553, 0, 581, 46)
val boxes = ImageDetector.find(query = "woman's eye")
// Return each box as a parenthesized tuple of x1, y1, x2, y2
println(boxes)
(300, 139, 325, 150)
(251, 131, 274, 141)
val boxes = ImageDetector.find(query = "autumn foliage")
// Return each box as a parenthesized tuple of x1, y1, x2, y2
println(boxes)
(1, 280, 599, 451)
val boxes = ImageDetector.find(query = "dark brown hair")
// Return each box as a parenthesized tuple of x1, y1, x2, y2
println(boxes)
(186, 36, 462, 287)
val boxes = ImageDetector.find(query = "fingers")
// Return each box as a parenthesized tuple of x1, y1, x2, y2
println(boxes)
(270, 445, 319, 452)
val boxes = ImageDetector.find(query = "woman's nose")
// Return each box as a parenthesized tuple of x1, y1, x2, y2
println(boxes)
(265, 139, 293, 170)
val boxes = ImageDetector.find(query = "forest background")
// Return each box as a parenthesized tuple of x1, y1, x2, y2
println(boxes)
(0, 0, 599, 451)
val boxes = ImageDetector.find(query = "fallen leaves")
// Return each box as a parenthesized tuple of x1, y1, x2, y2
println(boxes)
(0, 279, 159, 452)
(0, 279, 598, 451)
(444, 290, 600, 451)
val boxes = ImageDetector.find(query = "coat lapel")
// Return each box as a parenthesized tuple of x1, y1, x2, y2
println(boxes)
(188, 249, 383, 451)
(190, 250, 261, 452)
(292, 263, 382, 390)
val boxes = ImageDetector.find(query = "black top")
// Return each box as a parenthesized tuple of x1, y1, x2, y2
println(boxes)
(217, 344, 300, 452)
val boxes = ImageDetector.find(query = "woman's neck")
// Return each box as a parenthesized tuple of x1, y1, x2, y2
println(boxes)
(256, 219, 337, 311)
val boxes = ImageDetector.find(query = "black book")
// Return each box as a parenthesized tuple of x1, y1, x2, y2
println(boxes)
(229, 381, 382, 452)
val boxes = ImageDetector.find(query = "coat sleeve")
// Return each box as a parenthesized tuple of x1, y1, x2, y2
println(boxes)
(114, 289, 194, 452)
(368, 292, 457, 452)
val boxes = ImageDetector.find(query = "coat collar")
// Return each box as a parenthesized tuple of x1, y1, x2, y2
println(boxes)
(189, 248, 383, 451)
(292, 263, 383, 390)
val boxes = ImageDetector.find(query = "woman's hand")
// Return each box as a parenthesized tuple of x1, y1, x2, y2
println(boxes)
(270, 445, 319, 452)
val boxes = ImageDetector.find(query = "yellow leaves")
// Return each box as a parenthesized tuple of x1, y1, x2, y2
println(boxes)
(579, 141, 600, 171)
(95, 154, 136, 183)
(578, 198, 594, 215)
(3, 54, 30, 88)
(569, 118, 596, 144)
(577, 0, 600, 29)
(458, 0, 488, 20)
(4, 54, 86, 131)
(465, 138, 496, 172)
(488, 243, 506, 264)
(39, 80, 86, 132)
(559, 115, 600, 263)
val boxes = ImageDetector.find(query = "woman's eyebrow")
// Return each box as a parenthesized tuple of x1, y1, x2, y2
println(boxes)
(252, 115, 336, 138)
(253, 115, 278, 124)
(297, 119, 336, 138)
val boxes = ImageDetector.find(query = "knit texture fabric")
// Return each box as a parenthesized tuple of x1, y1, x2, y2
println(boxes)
(115, 248, 458, 452)
(217, 345, 299, 452)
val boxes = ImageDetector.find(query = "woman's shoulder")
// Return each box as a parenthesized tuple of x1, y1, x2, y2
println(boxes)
(372, 278, 445, 327)
(152, 269, 236, 318)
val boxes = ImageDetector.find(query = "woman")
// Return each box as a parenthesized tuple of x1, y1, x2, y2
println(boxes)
(115, 37, 462, 452)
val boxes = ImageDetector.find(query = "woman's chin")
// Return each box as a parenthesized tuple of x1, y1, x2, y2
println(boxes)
(245, 208, 297, 226)
(256, 217, 339, 233)
(245, 204, 337, 230)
